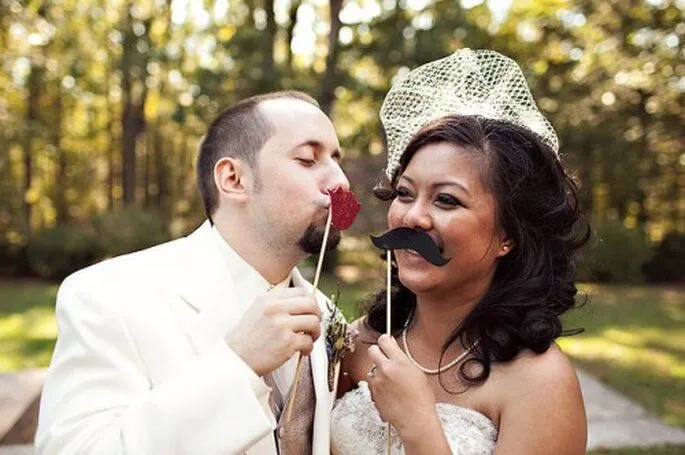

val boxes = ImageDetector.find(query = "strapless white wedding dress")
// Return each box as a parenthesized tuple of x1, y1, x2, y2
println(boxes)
(331, 381, 497, 454)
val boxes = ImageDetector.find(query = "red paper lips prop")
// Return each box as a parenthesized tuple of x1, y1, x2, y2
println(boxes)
(329, 187, 361, 230)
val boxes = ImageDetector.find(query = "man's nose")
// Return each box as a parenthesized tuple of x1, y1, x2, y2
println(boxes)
(324, 161, 350, 193)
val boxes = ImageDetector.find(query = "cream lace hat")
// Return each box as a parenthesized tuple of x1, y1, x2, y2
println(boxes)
(380, 48, 559, 180)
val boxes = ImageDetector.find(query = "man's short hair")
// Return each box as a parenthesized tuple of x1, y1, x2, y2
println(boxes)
(197, 91, 319, 221)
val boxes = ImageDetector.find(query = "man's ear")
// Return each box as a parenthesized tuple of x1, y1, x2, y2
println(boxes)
(214, 157, 249, 203)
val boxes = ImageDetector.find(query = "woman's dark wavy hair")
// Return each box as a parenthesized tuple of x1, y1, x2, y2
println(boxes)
(365, 115, 591, 389)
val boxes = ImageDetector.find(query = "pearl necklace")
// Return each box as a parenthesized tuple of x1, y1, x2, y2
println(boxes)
(401, 310, 480, 375)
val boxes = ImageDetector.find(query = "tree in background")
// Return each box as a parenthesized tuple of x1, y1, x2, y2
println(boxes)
(0, 0, 682, 280)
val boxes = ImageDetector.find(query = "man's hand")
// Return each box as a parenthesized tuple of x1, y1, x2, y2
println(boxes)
(225, 287, 322, 376)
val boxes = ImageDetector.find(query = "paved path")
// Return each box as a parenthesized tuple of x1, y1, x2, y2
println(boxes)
(0, 446, 30, 455)
(580, 369, 685, 450)
(0, 368, 684, 454)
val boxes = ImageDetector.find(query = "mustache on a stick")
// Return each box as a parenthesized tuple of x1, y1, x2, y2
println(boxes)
(370, 227, 450, 266)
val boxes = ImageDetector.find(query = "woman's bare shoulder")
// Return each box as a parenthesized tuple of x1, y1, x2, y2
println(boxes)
(494, 344, 579, 391)
(492, 345, 587, 452)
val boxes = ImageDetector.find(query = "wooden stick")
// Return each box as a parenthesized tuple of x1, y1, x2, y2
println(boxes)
(284, 209, 333, 423)
(386, 249, 391, 331)
(312, 209, 333, 291)
(386, 249, 392, 454)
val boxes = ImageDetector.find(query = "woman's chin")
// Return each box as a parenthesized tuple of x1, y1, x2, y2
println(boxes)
(397, 269, 438, 294)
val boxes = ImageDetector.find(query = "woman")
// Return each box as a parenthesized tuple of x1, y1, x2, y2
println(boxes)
(331, 49, 590, 454)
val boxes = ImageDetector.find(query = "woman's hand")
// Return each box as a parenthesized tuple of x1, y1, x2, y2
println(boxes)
(366, 334, 446, 451)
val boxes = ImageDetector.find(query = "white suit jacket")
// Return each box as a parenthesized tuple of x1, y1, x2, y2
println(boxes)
(36, 221, 338, 455)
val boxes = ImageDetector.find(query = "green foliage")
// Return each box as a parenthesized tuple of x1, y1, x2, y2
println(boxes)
(643, 233, 685, 283)
(27, 208, 170, 280)
(1, 0, 683, 278)
(91, 207, 170, 259)
(27, 220, 100, 280)
(0, 239, 31, 277)
(576, 219, 653, 283)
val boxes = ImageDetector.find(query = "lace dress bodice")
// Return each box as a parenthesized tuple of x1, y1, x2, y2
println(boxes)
(331, 381, 497, 455)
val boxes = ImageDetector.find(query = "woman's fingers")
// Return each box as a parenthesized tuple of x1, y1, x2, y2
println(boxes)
(366, 344, 390, 384)
(367, 344, 389, 366)
(377, 334, 405, 360)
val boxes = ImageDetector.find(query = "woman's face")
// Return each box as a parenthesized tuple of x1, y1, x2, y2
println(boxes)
(387, 142, 511, 298)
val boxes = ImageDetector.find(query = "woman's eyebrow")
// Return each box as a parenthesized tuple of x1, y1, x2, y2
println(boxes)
(433, 180, 470, 196)
(399, 175, 470, 195)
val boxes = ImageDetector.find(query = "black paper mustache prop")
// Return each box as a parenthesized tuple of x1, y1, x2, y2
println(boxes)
(370, 227, 450, 266)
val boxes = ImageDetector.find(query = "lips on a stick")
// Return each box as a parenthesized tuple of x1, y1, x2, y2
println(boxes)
(284, 187, 360, 423)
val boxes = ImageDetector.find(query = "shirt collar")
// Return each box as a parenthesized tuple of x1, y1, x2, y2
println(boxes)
(211, 225, 292, 310)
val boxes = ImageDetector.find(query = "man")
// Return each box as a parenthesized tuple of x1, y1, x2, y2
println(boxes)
(36, 91, 350, 454)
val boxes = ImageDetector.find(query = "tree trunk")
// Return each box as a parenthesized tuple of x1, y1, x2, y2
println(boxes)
(120, 6, 150, 205)
(23, 66, 41, 232)
(320, 0, 343, 115)
(263, 0, 276, 72)
(154, 125, 167, 211)
(107, 69, 117, 210)
(153, 0, 173, 215)
(54, 91, 68, 224)
(144, 128, 151, 208)
(636, 90, 651, 225)
(120, 9, 136, 206)
(286, 0, 302, 71)
(0, 2, 8, 49)
(120, 86, 139, 205)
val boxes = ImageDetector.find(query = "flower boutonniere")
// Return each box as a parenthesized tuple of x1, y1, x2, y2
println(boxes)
(325, 291, 358, 391)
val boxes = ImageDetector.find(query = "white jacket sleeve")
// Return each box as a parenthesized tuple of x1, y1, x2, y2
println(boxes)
(36, 275, 275, 455)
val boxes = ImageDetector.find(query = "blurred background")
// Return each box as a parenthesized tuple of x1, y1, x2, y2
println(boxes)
(0, 0, 683, 452)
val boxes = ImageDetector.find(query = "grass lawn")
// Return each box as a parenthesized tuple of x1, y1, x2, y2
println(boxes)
(0, 280, 58, 371)
(1, 278, 683, 454)
(559, 284, 685, 430)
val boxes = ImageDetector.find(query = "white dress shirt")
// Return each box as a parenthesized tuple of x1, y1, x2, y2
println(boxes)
(211, 226, 298, 400)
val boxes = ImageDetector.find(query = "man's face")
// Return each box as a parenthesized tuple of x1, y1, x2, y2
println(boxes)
(248, 98, 349, 258)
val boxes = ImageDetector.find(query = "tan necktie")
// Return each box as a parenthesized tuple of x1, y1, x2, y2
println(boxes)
(264, 283, 315, 454)
(269, 357, 315, 455)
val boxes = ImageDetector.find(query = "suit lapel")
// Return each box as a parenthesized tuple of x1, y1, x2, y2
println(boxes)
(171, 222, 278, 455)
(170, 229, 333, 455)
(173, 221, 243, 354)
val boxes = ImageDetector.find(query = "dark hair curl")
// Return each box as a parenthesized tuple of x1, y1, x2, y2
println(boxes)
(365, 115, 591, 389)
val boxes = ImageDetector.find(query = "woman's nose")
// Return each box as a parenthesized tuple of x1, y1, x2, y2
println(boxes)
(403, 201, 432, 231)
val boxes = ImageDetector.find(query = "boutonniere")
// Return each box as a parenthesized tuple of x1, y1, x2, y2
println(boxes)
(325, 291, 359, 391)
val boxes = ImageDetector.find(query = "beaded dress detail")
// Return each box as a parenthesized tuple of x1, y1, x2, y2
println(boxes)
(331, 381, 497, 454)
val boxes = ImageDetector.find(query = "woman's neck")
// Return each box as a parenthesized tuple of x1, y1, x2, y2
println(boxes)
(410, 278, 490, 352)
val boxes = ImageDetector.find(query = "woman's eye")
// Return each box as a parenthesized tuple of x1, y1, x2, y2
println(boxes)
(436, 193, 461, 207)
(395, 187, 412, 198)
